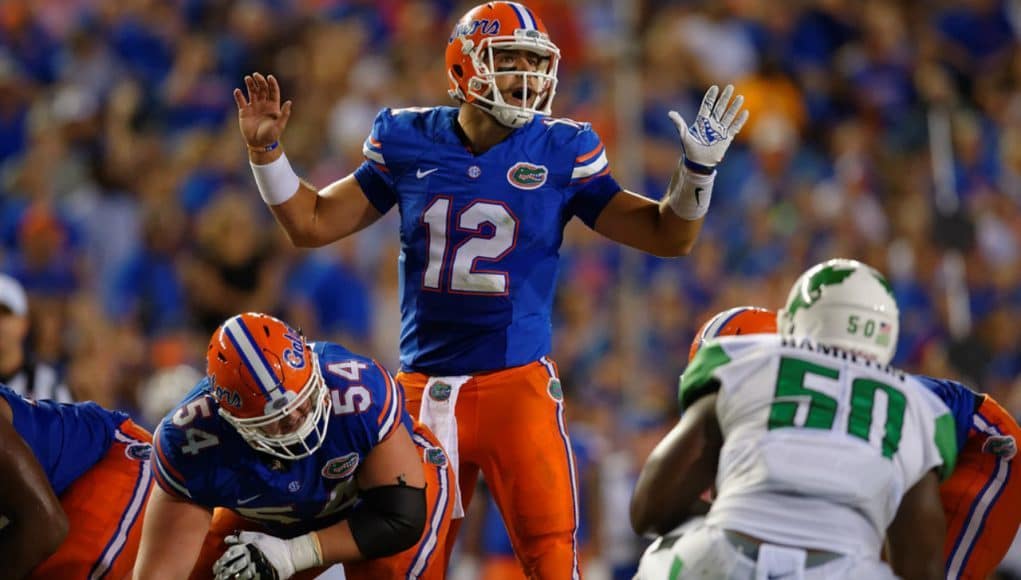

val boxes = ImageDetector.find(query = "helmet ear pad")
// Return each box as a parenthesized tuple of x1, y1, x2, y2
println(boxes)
(779, 259, 899, 365)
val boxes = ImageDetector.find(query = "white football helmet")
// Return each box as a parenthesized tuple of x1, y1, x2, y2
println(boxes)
(778, 259, 899, 365)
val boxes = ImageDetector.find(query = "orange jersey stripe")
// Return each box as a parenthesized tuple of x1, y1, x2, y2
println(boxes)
(375, 363, 395, 428)
(575, 144, 603, 163)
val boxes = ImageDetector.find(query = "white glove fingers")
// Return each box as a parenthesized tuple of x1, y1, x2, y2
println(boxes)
(213, 544, 253, 580)
(712, 84, 734, 120)
(720, 94, 745, 128)
(730, 109, 750, 137)
(237, 531, 263, 543)
(213, 546, 248, 573)
(667, 110, 686, 133)
(698, 85, 719, 118)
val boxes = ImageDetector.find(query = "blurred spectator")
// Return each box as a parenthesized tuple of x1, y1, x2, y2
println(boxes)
(282, 238, 373, 355)
(105, 200, 188, 337)
(0, 48, 32, 165)
(137, 363, 202, 429)
(0, 273, 71, 402)
(181, 190, 284, 335)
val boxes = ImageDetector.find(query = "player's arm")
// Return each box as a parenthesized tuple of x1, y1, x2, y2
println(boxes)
(234, 73, 384, 248)
(595, 85, 748, 257)
(593, 190, 705, 257)
(0, 397, 69, 578)
(133, 485, 213, 580)
(630, 391, 722, 536)
(320, 423, 427, 561)
(886, 469, 946, 580)
(135, 424, 215, 580)
(213, 426, 427, 579)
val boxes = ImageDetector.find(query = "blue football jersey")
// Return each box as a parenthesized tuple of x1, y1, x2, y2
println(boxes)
(0, 384, 127, 495)
(354, 106, 622, 375)
(152, 342, 412, 538)
(914, 375, 981, 452)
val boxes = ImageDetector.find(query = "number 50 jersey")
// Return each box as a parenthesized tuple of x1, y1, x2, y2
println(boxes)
(354, 106, 622, 376)
(681, 334, 957, 559)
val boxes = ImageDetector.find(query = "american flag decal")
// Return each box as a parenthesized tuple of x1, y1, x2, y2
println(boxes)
(876, 321, 891, 346)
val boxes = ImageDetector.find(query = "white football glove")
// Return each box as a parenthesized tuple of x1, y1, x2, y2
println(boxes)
(670, 84, 749, 171)
(663, 84, 749, 220)
(212, 531, 322, 580)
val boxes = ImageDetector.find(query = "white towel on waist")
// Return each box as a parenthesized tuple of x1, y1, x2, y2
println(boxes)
(418, 375, 470, 518)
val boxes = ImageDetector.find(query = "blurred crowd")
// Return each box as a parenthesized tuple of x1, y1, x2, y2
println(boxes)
(1, 0, 1020, 576)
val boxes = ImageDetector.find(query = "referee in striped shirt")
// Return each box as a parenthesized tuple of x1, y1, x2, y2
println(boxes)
(0, 274, 72, 403)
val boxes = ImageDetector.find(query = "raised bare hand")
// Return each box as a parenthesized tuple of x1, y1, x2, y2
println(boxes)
(233, 73, 293, 151)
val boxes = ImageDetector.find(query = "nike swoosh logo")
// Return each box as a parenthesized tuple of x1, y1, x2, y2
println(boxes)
(237, 494, 262, 505)
(416, 168, 438, 179)
(695, 187, 704, 205)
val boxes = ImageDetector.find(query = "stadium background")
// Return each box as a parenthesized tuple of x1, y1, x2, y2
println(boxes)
(1, 0, 1019, 577)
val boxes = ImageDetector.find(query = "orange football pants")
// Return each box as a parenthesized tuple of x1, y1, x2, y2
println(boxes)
(30, 419, 154, 580)
(941, 394, 1021, 579)
(187, 423, 453, 580)
(399, 358, 581, 580)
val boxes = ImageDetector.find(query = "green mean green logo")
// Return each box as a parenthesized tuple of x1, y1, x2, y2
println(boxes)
(787, 263, 856, 317)
(872, 271, 895, 298)
(507, 162, 548, 190)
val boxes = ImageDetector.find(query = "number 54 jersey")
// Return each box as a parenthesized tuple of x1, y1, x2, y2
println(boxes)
(353, 106, 622, 376)
(152, 342, 445, 539)
(680, 334, 958, 559)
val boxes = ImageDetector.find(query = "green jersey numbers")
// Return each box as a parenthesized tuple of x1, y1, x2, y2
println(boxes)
(767, 358, 839, 431)
(767, 356, 906, 458)
(848, 378, 906, 458)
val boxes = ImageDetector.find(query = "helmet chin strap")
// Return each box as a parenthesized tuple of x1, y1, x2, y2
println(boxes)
(471, 99, 533, 128)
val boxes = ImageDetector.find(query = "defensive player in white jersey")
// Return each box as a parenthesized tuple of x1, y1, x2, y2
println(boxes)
(630, 259, 957, 579)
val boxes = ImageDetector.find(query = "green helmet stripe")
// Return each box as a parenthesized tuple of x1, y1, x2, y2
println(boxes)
(872, 271, 895, 298)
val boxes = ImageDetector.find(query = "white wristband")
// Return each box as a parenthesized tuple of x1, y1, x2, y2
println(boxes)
(286, 532, 323, 573)
(664, 162, 716, 220)
(251, 152, 301, 206)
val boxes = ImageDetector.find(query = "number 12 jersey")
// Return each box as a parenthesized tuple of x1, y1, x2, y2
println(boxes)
(354, 106, 622, 375)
